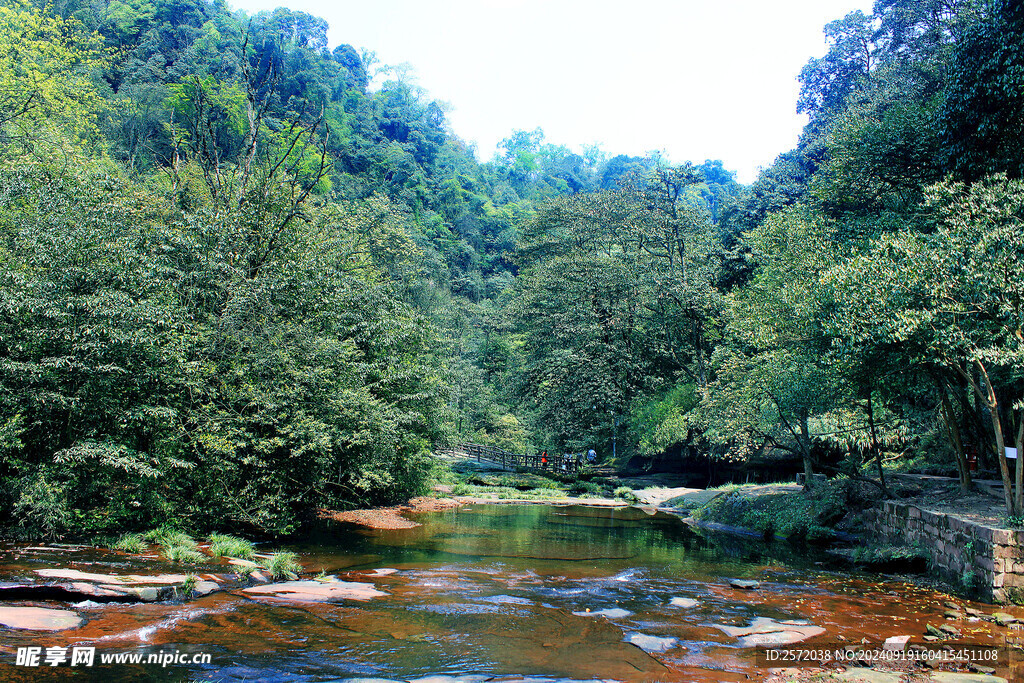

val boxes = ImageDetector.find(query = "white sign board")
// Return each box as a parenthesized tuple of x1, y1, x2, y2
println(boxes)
(1007, 447, 1018, 460)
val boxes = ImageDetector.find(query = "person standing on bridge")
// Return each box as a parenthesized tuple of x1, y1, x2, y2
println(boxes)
(541, 451, 548, 469)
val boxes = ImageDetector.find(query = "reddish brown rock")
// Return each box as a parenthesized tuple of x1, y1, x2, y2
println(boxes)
(242, 579, 387, 602)
(0, 606, 83, 631)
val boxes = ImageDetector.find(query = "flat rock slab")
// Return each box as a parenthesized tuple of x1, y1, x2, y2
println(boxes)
(242, 580, 386, 602)
(669, 597, 699, 608)
(716, 617, 825, 647)
(625, 632, 678, 653)
(832, 668, 903, 683)
(35, 569, 127, 584)
(729, 579, 760, 589)
(0, 606, 83, 631)
(36, 569, 190, 585)
(32, 569, 202, 602)
(227, 558, 260, 568)
(930, 674, 1008, 683)
(572, 607, 632, 618)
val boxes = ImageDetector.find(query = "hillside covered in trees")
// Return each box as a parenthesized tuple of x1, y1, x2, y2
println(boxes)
(2, 0, 1024, 537)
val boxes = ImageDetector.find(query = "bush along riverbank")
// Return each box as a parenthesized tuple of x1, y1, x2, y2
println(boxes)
(685, 479, 865, 543)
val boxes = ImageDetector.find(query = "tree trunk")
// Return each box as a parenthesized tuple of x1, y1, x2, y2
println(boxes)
(977, 362, 1015, 515)
(1015, 413, 1023, 514)
(865, 393, 889, 496)
(939, 390, 972, 493)
(799, 409, 814, 491)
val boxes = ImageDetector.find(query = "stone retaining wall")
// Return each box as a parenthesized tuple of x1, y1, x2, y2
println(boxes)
(865, 501, 1024, 603)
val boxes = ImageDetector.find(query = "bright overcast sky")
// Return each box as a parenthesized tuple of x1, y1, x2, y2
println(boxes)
(229, 0, 875, 184)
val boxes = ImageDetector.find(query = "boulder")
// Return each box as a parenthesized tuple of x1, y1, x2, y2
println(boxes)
(669, 597, 699, 608)
(729, 579, 760, 590)
(625, 632, 678, 653)
(716, 616, 825, 647)
(883, 635, 911, 648)
(992, 611, 1017, 626)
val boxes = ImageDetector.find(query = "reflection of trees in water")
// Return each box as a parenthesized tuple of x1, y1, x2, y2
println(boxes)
(305, 504, 833, 577)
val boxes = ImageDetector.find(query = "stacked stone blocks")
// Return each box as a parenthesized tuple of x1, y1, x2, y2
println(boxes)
(865, 501, 1024, 603)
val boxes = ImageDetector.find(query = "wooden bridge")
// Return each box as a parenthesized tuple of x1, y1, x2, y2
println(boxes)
(438, 443, 586, 474)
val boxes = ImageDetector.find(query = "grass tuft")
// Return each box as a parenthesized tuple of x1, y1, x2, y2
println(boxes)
(176, 573, 198, 598)
(146, 527, 198, 549)
(208, 533, 256, 560)
(613, 486, 640, 503)
(262, 551, 302, 580)
(164, 545, 206, 564)
(112, 533, 147, 554)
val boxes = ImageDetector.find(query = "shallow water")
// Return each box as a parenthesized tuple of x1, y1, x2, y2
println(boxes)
(0, 504, 1015, 681)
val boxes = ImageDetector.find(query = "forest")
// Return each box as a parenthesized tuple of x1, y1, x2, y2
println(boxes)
(1, 0, 1023, 537)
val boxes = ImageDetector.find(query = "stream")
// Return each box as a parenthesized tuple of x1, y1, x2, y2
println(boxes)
(0, 504, 1015, 681)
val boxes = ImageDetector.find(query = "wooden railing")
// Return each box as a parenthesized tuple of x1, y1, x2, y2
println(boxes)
(442, 443, 585, 473)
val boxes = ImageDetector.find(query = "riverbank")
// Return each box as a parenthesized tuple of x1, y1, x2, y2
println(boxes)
(2, 501, 1021, 683)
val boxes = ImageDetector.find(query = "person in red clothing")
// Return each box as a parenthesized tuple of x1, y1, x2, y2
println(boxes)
(541, 451, 549, 469)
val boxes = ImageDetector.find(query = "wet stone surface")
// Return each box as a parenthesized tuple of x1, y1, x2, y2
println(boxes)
(241, 579, 387, 602)
(1, 505, 1022, 682)
(0, 605, 83, 630)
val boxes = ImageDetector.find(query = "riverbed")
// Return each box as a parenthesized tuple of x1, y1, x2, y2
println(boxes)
(0, 504, 1017, 681)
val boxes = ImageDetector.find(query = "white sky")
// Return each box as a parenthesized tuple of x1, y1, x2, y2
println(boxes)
(229, 0, 875, 184)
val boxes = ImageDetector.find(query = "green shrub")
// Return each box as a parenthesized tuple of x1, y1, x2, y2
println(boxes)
(176, 573, 197, 598)
(806, 524, 835, 543)
(208, 533, 255, 560)
(234, 564, 257, 582)
(849, 544, 927, 572)
(958, 568, 979, 595)
(262, 551, 302, 580)
(693, 479, 850, 543)
(569, 480, 603, 496)
(613, 486, 640, 503)
(13, 471, 72, 539)
(1003, 515, 1024, 529)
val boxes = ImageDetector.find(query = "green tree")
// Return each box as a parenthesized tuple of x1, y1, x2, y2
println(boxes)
(829, 176, 1024, 513)
(700, 211, 841, 487)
